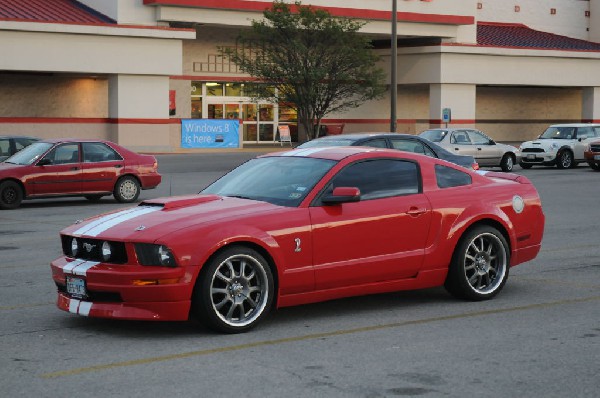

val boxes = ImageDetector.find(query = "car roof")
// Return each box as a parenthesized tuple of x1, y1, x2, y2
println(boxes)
(265, 145, 428, 162)
(312, 133, 418, 140)
(548, 123, 600, 127)
(0, 136, 39, 139)
(38, 138, 111, 144)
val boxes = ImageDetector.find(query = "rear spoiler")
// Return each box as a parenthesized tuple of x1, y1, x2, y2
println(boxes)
(476, 170, 532, 184)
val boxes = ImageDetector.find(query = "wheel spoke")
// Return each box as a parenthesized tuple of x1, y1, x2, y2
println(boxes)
(214, 295, 231, 311)
(216, 270, 231, 283)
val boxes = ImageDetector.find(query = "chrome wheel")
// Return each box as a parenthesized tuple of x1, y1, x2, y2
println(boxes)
(501, 154, 514, 172)
(210, 254, 269, 327)
(463, 232, 507, 295)
(194, 247, 274, 333)
(445, 226, 510, 301)
(557, 150, 573, 169)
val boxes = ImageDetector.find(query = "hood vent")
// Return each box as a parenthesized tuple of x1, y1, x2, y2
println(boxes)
(140, 195, 222, 210)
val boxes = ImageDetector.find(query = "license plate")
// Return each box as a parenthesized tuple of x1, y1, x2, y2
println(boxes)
(527, 154, 535, 159)
(66, 276, 87, 298)
(594, 155, 600, 160)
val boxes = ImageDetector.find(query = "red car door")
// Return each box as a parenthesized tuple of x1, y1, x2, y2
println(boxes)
(80, 142, 125, 193)
(30, 143, 82, 196)
(309, 159, 432, 290)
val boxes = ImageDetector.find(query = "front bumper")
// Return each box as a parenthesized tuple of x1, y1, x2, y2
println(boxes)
(51, 256, 193, 321)
(519, 150, 557, 165)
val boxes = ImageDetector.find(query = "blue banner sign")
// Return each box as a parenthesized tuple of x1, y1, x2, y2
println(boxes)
(181, 119, 240, 148)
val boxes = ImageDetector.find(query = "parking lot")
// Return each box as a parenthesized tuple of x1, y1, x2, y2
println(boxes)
(1, 153, 599, 397)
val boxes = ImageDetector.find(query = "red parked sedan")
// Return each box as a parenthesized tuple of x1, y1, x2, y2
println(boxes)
(0, 139, 161, 209)
(51, 147, 544, 333)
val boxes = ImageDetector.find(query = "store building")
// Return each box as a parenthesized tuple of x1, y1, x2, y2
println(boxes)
(2, 0, 600, 152)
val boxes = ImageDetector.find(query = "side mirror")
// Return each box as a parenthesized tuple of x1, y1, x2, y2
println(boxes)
(37, 158, 53, 166)
(322, 187, 361, 205)
(488, 139, 496, 145)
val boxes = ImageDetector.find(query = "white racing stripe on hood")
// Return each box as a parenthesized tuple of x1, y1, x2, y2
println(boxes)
(74, 206, 160, 237)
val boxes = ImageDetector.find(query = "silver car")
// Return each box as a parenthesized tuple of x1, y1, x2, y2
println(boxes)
(519, 124, 600, 169)
(419, 128, 520, 172)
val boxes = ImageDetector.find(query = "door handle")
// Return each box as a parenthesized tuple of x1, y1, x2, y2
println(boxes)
(477, 147, 482, 151)
(70, 167, 79, 170)
(115, 165, 123, 168)
(406, 207, 427, 216)
(454, 147, 460, 151)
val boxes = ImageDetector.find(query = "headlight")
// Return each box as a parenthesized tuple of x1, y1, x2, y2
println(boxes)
(71, 238, 79, 257)
(101, 241, 112, 262)
(135, 243, 177, 267)
(551, 143, 559, 150)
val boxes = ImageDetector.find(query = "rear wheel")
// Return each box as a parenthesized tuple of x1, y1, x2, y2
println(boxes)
(0, 180, 24, 210)
(445, 226, 510, 301)
(556, 150, 574, 169)
(113, 176, 140, 203)
(500, 153, 515, 172)
(192, 246, 274, 333)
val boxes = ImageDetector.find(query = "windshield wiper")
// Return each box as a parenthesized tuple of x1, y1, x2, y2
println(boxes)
(226, 194, 255, 200)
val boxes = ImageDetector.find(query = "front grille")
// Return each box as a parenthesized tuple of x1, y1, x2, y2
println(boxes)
(56, 283, 123, 303)
(521, 148, 545, 153)
(590, 144, 600, 152)
(61, 235, 127, 264)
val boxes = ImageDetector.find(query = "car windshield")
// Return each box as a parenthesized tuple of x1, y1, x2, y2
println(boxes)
(539, 127, 576, 140)
(202, 156, 336, 207)
(297, 138, 356, 148)
(419, 130, 447, 142)
(4, 142, 53, 165)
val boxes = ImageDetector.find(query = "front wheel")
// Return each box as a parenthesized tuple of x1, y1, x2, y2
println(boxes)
(519, 162, 533, 169)
(113, 176, 140, 203)
(556, 150, 574, 169)
(588, 162, 600, 171)
(193, 246, 274, 333)
(500, 153, 515, 172)
(0, 180, 24, 210)
(445, 226, 510, 301)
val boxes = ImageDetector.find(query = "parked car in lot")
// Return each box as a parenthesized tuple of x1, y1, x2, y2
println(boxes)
(584, 139, 600, 170)
(0, 135, 39, 162)
(0, 139, 161, 209)
(519, 124, 600, 169)
(419, 128, 520, 172)
(297, 133, 479, 170)
(51, 146, 544, 333)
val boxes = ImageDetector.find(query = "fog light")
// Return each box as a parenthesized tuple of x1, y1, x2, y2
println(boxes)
(101, 241, 112, 262)
(71, 238, 79, 257)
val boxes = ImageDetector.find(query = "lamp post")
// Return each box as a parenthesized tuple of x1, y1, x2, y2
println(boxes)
(390, 0, 397, 132)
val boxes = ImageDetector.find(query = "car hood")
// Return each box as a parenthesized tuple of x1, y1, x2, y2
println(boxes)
(62, 194, 284, 242)
(520, 139, 571, 149)
(0, 161, 23, 173)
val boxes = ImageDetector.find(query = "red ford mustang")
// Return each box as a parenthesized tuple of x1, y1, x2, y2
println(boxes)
(0, 139, 161, 209)
(50, 147, 544, 333)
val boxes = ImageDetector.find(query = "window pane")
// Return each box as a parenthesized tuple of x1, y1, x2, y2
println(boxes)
(330, 159, 419, 200)
(206, 83, 223, 96)
(225, 83, 243, 96)
(435, 164, 472, 188)
(82, 142, 121, 162)
(191, 99, 202, 118)
(363, 139, 387, 148)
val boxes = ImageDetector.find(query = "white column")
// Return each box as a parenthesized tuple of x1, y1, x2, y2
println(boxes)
(582, 87, 600, 123)
(108, 74, 171, 152)
(429, 83, 476, 127)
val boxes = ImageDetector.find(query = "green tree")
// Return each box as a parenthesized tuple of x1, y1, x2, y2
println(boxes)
(222, 1, 386, 141)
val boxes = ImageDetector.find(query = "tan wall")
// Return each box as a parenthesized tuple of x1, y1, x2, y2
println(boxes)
(0, 123, 111, 140)
(0, 74, 108, 118)
(476, 86, 582, 142)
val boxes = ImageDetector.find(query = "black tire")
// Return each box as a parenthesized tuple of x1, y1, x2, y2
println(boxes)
(589, 162, 600, 171)
(519, 162, 533, 169)
(445, 225, 510, 301)
(192, 246, 274, 333)
(500, 153, 515, 172)
(113, 176, 140, 203)
(556, 150, 573, 169)
(84, 194, 104, 202)
(0, 180, 24, 210)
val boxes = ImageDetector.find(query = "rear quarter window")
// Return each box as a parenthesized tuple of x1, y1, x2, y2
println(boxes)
(435, 164, 472, 188)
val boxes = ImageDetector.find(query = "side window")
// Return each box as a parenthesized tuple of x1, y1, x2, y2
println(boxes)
(82, 142, 122, 162)
(435, 164, 472, 188)
(576, 127, 593, 140)
(43, 143, 80, 165)
(450, 131, 471, 144)
(362, 139, 388, 148)
(391, 139, 436, 158)
(467, 130, 490, 145)
(325, 159, 420, 201)
(14, 138, 34, 151)
(0, 139, 9, 157)
(593, 126, 600, 137)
